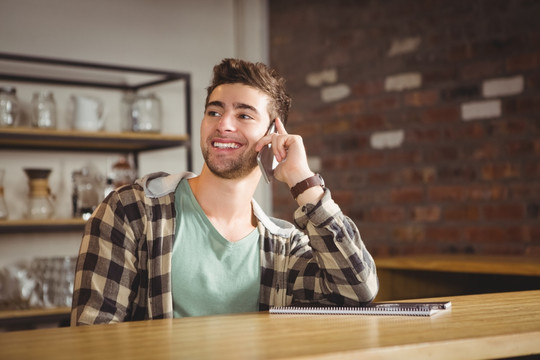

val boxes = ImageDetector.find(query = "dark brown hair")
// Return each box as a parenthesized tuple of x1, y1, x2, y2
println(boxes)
(206, 58, 292, 126)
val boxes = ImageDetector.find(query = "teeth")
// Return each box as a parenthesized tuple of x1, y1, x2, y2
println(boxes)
(213, 142, 240, 149)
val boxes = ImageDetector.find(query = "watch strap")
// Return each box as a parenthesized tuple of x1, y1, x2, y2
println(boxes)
(290, 174, 324, 199)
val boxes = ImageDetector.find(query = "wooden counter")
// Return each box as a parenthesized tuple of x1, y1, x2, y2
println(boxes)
(375, 255, 540, 276)
(375, 255, 540, 301)
(0, 307, 70, 331)
(0, 290, 539, 360)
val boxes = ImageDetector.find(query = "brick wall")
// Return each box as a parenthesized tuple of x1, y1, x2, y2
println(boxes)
(269, 0, 540, 257)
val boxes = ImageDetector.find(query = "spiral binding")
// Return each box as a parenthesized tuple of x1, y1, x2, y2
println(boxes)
(269, 305, 438, 316)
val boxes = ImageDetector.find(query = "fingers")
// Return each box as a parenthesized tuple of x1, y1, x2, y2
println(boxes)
(273, 133, 294, 162)
(271, 134, 284, 162)
(255, 118, 286, 152)
(268, 118, 288, 161)
(275, 118, 287, 135)
(255, 132, 286, 161)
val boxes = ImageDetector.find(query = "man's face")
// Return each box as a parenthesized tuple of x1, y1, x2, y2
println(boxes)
(201, 83, 272, 179)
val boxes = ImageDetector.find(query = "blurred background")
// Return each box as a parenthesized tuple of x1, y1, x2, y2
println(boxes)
(269, 0, 540, 258)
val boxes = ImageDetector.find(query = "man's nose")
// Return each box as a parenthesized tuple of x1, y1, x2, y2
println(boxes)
(217, 113, 236, 132)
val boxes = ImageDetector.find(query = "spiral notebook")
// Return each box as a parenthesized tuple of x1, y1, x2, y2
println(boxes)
(269, 301, 451, 317)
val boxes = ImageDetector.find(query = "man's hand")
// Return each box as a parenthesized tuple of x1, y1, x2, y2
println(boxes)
(255, 118, 324, 205)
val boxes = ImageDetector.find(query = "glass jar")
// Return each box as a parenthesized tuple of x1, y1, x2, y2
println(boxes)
(0, 86, 20, 127)
(32, 91, 57, 129)
(121, 93, 162, 133)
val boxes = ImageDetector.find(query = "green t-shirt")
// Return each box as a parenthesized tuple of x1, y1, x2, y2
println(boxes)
(172, 179, 260, 317)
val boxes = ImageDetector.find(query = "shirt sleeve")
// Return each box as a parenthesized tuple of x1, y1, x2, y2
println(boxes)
(70, 187, 142, 325)
(288, 189, 379, 305)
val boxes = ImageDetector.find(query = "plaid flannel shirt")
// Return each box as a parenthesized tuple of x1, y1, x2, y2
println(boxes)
(71, 172, 378, 325)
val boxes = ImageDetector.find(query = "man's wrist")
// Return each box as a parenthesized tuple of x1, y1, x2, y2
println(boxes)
(290, 173, 325, 200)
(295, 185, 325, 207)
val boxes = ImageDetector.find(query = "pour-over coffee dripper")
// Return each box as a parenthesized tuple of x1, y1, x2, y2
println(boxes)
(24, 168, 54, 219)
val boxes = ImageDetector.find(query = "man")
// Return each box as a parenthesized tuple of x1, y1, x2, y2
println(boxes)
(71, 58, 378, 325)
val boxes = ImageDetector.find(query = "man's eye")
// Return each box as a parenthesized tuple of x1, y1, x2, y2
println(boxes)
(207, 111, 221, 117)
(239, 114, 253, 120)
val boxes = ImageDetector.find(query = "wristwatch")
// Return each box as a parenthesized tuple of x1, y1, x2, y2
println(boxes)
(290, 173, 325, 199)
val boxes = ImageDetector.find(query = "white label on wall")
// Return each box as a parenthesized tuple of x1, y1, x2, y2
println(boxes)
(306, 68, 338, 87)
(461, 100, 501, 121)
(483, 75, 524, 98)
(387, 36, 422, 57)
(384, 72, 422, 91)
(321, 83, 351, 102)
(370, 129, 405, 149)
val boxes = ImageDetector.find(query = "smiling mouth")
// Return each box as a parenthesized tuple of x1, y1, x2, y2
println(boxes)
(212, 141, 241, 149)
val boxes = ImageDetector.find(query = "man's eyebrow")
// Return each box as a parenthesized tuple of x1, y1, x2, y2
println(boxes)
(206, 100, 224, 109)
(234, 102, 259, 114)
(206, 101, 259, 115)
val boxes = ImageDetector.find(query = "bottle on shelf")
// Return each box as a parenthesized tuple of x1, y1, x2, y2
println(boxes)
(110, 156, 136, 188)
(72, 167, 101, 221)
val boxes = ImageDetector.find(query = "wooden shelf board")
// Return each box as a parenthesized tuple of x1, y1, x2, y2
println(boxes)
(0, 127, 189, 152)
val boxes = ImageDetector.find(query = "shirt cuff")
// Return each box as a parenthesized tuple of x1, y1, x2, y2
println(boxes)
(293, 188, 341, 229)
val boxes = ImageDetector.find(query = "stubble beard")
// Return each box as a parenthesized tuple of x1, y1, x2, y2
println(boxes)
(202, 143, 259, 180)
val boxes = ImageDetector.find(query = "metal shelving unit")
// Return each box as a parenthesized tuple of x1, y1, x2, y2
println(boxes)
(0, 52, 192, 233)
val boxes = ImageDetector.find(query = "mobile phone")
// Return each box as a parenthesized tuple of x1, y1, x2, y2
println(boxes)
(257, 122, 277, 183)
